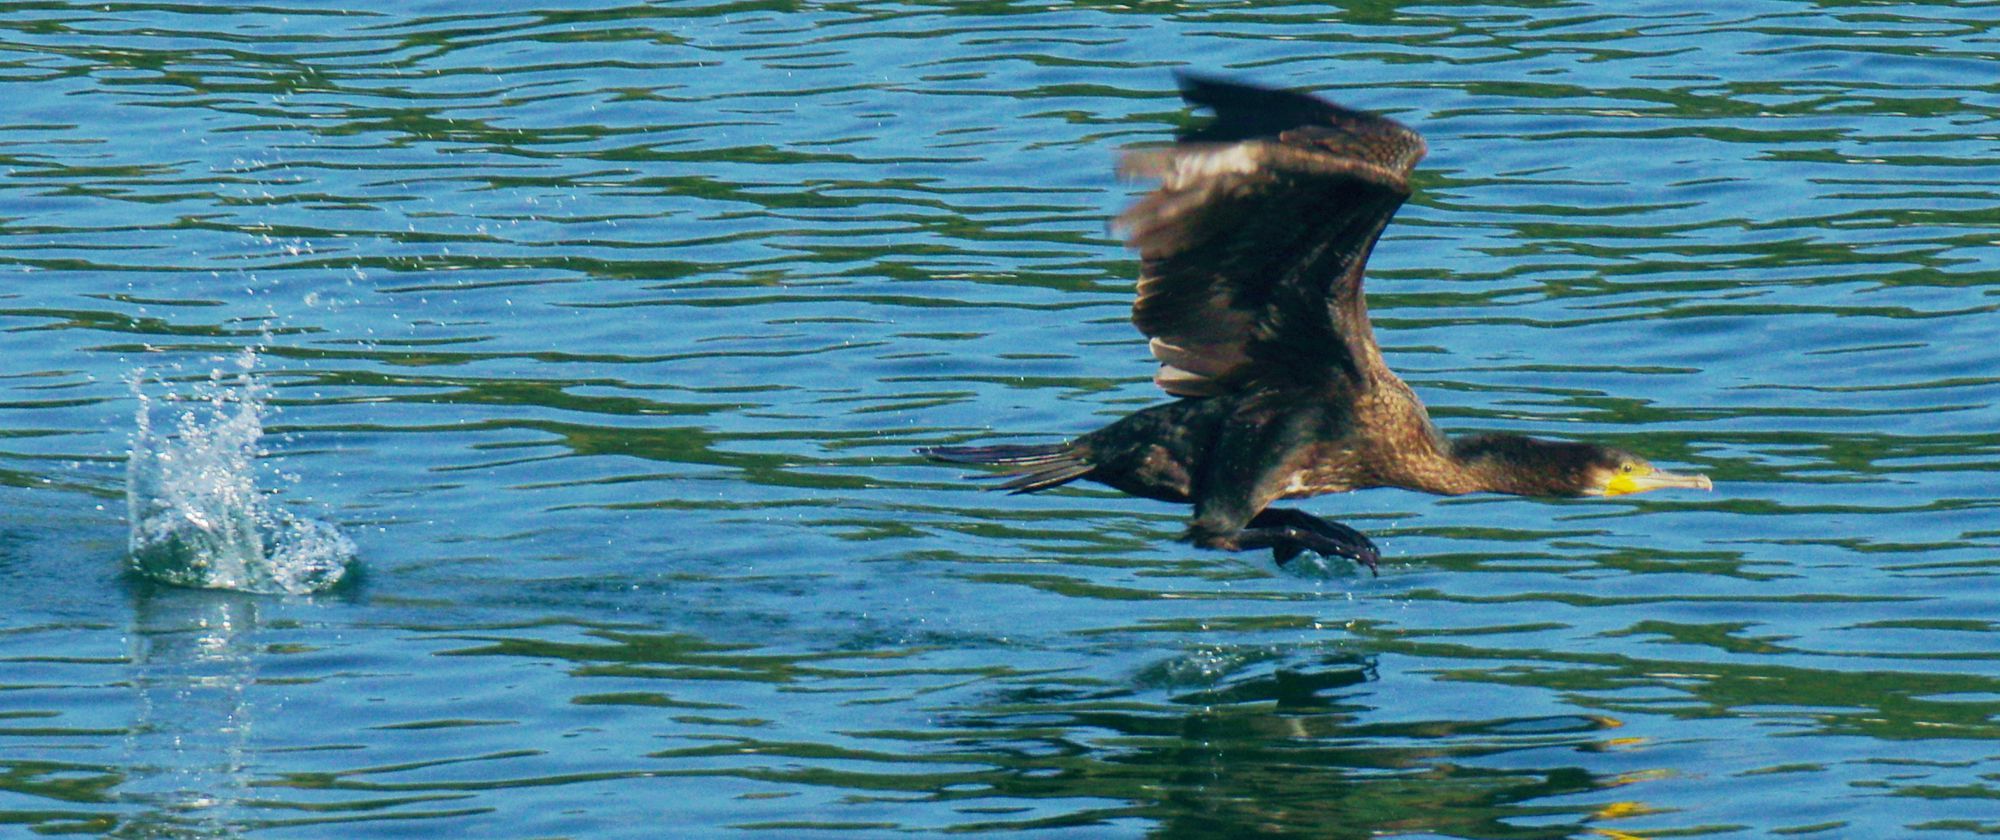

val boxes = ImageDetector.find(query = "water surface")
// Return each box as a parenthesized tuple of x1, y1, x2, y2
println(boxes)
(3, 1, 1999, 837)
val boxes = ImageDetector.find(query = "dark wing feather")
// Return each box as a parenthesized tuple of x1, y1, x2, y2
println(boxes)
(1114, 74, 1426, 397)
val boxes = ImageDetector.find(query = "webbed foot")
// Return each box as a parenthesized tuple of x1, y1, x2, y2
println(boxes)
(1192, 508, 1380, 576)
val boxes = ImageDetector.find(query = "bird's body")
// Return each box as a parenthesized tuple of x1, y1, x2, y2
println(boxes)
(923, 74, 1711, 572)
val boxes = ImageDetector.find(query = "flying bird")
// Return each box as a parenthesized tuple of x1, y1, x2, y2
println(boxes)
(921, 73, 1711, 574)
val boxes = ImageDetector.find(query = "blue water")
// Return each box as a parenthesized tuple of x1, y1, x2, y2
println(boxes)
(3, 2, 2000, 836)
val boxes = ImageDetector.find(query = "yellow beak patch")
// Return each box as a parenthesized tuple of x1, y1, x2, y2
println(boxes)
(1604, 465, 1714, 497)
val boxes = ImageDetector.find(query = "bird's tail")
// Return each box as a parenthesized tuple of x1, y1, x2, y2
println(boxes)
(917, 442, 1094, 494)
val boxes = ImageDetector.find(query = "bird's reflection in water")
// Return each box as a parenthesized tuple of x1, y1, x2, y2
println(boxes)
(120, 585, 262, 837)
(944, 651, 1630, 838)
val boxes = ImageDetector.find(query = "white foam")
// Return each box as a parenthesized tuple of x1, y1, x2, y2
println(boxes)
(127, 350, 354, 595)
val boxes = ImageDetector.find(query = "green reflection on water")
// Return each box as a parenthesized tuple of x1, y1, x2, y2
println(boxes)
(437, 626, 1649, 838)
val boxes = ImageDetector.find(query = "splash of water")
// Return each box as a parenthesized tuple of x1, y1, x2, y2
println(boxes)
(126, 350, 354, 595)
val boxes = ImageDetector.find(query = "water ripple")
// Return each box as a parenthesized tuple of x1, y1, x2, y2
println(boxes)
(1, 0, 1997, 836)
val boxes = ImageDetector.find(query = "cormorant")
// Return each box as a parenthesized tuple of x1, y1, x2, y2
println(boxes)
(921, 73, 1712, 574)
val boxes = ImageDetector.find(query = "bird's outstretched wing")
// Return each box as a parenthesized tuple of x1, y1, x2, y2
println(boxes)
(1114, 73, 1426, 397)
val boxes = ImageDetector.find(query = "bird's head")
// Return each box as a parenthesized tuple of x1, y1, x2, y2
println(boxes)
(1451, 435, 1712, 498)
(1578, 448, 1714, 498)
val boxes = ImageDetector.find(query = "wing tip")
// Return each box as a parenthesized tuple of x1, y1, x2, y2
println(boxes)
(1162, 70, 1427, 175)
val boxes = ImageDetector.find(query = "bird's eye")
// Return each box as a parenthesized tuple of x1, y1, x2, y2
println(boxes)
(1619, 463, 1635, 474)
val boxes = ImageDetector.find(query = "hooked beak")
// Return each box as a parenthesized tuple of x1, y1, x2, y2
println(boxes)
(1602, 468, 1713, 497)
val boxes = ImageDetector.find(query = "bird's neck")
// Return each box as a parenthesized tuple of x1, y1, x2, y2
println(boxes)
(1442, 433, 1592, 497)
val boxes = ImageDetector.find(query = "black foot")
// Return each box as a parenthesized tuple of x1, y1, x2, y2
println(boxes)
(1248, 508, 1380, 576)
